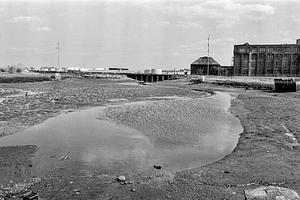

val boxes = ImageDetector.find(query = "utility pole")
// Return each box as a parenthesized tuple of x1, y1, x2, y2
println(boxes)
(56, 41, 60, 69)
(207, 35, 210, 76)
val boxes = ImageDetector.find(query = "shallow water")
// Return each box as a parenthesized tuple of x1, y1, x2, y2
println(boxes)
(0, 92, 243, 178)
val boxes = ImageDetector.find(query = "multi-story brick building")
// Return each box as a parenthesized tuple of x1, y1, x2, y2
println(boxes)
(233, 40, 300, 76)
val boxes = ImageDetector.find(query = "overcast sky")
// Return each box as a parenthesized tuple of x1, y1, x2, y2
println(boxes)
(0, 0, 300, 71)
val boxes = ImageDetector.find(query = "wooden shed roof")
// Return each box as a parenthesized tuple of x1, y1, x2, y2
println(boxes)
(191, 56, 220, 66)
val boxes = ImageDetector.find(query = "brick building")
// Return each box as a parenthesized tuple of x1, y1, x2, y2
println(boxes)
(233, 40, 300, 76)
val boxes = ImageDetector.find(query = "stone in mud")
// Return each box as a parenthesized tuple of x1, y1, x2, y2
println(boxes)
(117, 175, 126, 182)
(153, 165, 162, 169)
(244, 186, 300, 200)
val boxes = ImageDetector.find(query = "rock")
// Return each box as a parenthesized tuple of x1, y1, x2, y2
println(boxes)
(117, 175, 126, 182)
(153, 165, 162, 170)
(244, 186, 300, 200)
(130, 188, 136, 192)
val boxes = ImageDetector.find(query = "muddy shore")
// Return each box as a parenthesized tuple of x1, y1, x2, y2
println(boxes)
(0, 78, 299, 199)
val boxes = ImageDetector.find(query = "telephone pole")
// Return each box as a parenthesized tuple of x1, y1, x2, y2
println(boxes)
(56, 41, 60, 69)
(207, 35, 210, 76)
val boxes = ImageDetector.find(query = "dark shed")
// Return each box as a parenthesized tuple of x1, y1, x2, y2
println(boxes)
(191, 56, 221, 75)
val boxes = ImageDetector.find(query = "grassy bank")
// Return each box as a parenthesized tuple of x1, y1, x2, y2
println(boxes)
(0, 76, 52, 83)
(0, 72, 52, 83)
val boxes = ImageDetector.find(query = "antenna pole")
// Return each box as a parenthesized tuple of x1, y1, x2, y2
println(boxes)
(207, 35, 210, 75)
(56, 41, 60, 69)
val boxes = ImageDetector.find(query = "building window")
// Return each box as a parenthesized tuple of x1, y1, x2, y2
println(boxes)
(239, 48, 246, 53)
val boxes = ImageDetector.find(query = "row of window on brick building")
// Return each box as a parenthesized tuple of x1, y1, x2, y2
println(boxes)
(236, 54, 300, 60)
(250, 61, 299, 67)
(252, 47, 300, 53)
(238, 47, 300, 53)
(250, 54, 300, 59)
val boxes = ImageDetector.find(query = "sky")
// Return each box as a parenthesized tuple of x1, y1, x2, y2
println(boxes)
(0, 0, 300, 71)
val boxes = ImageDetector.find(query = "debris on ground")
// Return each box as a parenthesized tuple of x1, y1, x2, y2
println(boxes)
(117, 175, 126, 182)
(244, 186, 300, 200)
(0, 178, 41, 200)
(22, 190, 38, 200)
(59, 155, 69, 161)
(73, 189, 80, 195)
(116, 176, 135, 186)
(153, 165, 162, 170)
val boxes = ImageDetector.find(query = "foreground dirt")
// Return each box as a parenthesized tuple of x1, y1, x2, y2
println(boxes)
(0, 79, 299, 199)
(164, 85, 300, 199)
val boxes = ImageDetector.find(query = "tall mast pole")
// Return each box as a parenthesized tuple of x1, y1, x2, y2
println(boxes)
(207, 35, 210, 75)
(56, 41, 60, 69)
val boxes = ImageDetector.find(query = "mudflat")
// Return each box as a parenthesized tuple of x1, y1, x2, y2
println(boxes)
(0, 78, 299, 199)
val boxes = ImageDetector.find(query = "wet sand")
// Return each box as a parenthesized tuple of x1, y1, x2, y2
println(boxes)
(0, 78, 299, 199)
(100, 92, 242, 170)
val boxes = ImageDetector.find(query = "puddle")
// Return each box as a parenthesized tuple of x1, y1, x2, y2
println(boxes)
(0, 92, 243, 179)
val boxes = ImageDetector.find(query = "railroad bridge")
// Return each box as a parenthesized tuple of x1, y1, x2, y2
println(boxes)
(126, 73, 174, 82)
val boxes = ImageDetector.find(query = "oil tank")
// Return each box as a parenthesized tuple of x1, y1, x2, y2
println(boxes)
(151, 69, 162, 74)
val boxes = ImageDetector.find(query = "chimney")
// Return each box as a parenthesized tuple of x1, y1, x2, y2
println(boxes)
(297, 39, 300, 44)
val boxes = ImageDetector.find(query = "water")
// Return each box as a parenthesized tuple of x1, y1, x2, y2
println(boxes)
(0, 92, 243, 179)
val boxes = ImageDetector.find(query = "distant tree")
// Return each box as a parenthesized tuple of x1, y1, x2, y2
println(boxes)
(16, 68, 22, 73)
(0, 68, 5, 72)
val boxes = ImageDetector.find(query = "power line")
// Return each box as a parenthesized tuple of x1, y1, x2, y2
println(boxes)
(56, 41, 60, 69)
